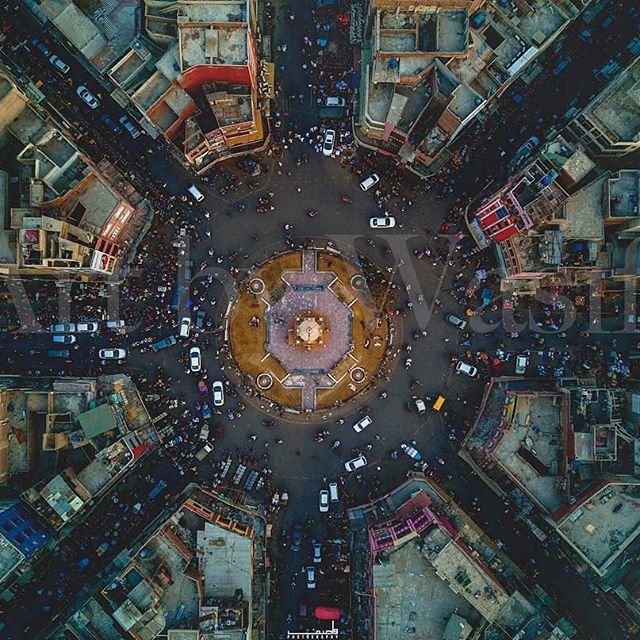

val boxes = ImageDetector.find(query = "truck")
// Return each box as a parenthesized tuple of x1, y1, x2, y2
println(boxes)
(195, 443, 214, 461)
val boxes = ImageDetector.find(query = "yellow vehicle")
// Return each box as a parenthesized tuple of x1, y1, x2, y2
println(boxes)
(432, 395, 446, 412)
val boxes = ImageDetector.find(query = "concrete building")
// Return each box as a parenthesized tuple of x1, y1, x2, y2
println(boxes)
(461, 378, 640, 586)
(565, 55, 640, 159)
(0, 375, 159, 530)
(64, 487, 267, 640)
(0, 73, 152, 280)
(348, 476, 576, 640)
(107, 0, 270, 172)
(356, 0, 580, 175)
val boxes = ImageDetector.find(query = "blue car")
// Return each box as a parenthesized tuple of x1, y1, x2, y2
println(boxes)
(31, 38, 50, 56)
(291, 524, 303, 552)
(101, 115, 122, 134)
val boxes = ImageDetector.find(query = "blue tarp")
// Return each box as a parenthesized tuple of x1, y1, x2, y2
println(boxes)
(0, 504, 51, 557)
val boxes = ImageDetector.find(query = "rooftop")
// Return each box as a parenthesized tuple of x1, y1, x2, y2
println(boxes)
(559, 174, 606, 240)
(588, 57, 640, 142)
(607, 170, 640, 218)
(557, 483, 640, 575)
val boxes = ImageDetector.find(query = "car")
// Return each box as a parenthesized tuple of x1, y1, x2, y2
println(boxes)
(353, 415, 372, 433)
(195, 309, 206, 330)
(291, 524, 303, 552)
(119, 115, 142, 139)
(414, 397, 426, 414)
(517, 135, 539, 157)
(322, 129, 336, 156)
(48, 55, 70, 74)
(312, 541, 322, 563)
(48, 349, 70, 359)
(329, 482, 339, 502)
(319, 490, 329, 513)
(189, 346, 201, 373)
(306, 566, 316, 589)
(106, 320, 125, 331)
(49, 323, 75, 333)
(515, 354, 529, 375)
(360, 173, 380, 191)
(76, 85, 99, 109)
(150, 335, 177, 352)
(325, 96, 346, 107)
(344, 454, 367, 472)
(212, 380, 225, 407)
(76, 322, 99, 333)
(52, 334, 76, 344)
(553, 57, 571, 76)
(31, 38, 49, 55)
(101, 115, 122, 134)
(456, 361, 478, 378)
(179, 316, 191, 338)
(98, 348, 126, 360)
(445, 314, 467, 330)
(369, 216, 396, 229)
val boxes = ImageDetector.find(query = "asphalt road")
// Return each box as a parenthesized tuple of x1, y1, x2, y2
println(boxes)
(0, 1, 635, 639)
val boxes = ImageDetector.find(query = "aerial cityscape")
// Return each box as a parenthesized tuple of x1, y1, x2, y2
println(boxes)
(0, 0, 639, 639)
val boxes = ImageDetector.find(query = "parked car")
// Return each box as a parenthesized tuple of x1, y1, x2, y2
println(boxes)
(189, 346, 202, 373)
(49, 323, 75, 333)
(150, 336, 177, 351)
(360, 173, 380, 191)
(212, 380, 225, 406)
(48, 55, 70, 74)
(344, 454, 367, 472)
(195, 309, 206, 330)
(329, 482, 339, 502)
(353, 415, 372, 433)
(31, 38, 49, 55)
(445, 314, 467, 330)
(319, 490, 329, 513)
(414, 397, 426, 414)
(119, 115, 142, 139)
(101, 115, 122, 134)
(76, 322, 99, 333)
(106, 320, 125, 330)
(369, 216, 396, 229)
(306, 566, 316, 589)
(76, 85, 99, 109)
(312, 541, 322, 563)
(325, 96, 346, 107)
(291, 524, 303, 552)
(53, 334, 76, 344)
(322, 129, 336, 156)
(195, 443, 214, 461)
(48, 349, 70, 358)
(456, 361, 478, 377)
(98, 348, 126, 360)
(515, 354, 529, 375)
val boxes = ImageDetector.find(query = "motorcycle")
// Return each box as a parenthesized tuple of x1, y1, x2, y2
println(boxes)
(341, 194, 352, 204)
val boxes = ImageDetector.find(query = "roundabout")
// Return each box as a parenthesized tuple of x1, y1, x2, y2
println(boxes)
(227, 248, 390, 415)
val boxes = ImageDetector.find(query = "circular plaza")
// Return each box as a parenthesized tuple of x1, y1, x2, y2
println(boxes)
(227, 249, 390, 415)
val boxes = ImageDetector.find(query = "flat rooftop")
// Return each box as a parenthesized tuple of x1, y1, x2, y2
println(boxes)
(608, 170, 640, 218)
(179, 2, 248, 69)
(590, 58, 640, 141)
(557, 483, 640, 574)
(490, 394, 565, 513)
(0, 535, 23, 582)
(561, 175, 606, 240)
(374, 539, 482, 640)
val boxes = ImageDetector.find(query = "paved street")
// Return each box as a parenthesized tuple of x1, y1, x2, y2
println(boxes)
(0, 1, 636, 639)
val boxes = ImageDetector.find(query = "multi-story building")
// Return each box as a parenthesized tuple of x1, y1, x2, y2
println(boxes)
(349, 475, 576, 640)
(0, 375, 159, 532)
(0, 73, 152, 280)
(108, 0, 269, 172)
(63, 487, 268, 640)
(356, 0, 580, 175)
(565, 55, 640, 159)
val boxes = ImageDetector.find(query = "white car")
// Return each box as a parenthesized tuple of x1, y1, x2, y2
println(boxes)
(312, 541, 322, 563)
(49, 55, 70, 74)
(76, 85, 99, 109)
(53, 334, 76, 344)
(77, 322, 99, 333)
(319, 490, 329, 513)
(98, 348, 126, 360)
(322, 129, 336, 156)
(456, 361, 478, 378)
(414, 397, 426, 414)
(212, 380, 225, 406)
(49, 323, 75, 333)
(106, 320, 125, 330)
(189, 346, 202, 373)
(353, 415, 372, 433)
(344, 454, 367, 472)
(360, 173, 380, 191)
(179, 316, 191, 338)
(369, 216, 396, 229)
(515, 354, 529, 375)
(306, 566, 316, 589)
